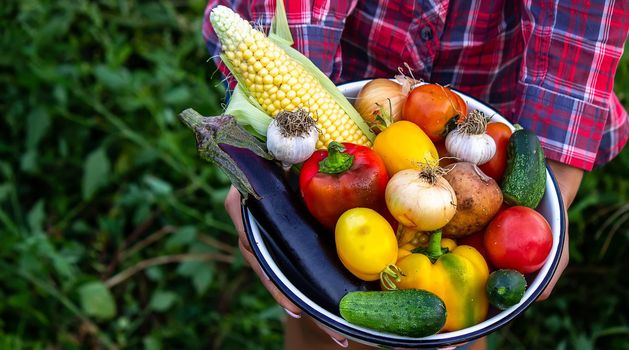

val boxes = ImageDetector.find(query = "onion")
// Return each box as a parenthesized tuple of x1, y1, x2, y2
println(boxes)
(385, 167, 457, 231)
(354, 77, 414, 133)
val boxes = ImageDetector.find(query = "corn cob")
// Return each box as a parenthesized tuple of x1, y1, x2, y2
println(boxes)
(210, 5, 372, 148)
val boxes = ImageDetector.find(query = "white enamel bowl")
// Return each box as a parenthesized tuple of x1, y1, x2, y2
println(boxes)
(242, 80, 566, 348)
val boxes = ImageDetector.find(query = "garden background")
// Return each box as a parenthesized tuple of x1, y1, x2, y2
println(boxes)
(1, 1, 628, 349)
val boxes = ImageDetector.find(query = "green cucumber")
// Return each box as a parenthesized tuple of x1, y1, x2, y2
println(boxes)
(486, 269, 527, 310)
(339, 289, 446, 337)
(501, 128, 546, 208)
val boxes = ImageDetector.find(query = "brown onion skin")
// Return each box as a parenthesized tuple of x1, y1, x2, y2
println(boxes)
(354, 79, 407, 133)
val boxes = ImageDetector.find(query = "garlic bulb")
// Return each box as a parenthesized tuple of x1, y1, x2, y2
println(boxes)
(445, 110, 496, 165)
(266, 109, 319, 170)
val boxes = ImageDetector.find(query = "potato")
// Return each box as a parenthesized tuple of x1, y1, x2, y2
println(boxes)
(442, 162, 503, 237)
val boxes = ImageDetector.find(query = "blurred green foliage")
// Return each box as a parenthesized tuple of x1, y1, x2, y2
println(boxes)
(0, 1, 628, 349)
(1, 1, 282, 349)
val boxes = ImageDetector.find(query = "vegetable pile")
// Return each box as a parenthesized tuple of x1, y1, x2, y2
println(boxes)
(180, 5, 556, 339)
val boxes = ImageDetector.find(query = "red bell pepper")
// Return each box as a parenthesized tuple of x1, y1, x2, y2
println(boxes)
(299, 142, 390, 231)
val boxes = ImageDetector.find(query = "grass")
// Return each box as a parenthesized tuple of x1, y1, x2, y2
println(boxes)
(1, 1, 628, 349)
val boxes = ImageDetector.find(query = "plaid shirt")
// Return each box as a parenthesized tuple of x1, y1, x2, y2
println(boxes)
(203, 0, 629, 171)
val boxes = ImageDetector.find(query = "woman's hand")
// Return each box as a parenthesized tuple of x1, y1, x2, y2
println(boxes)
(537, 160, 584, 300)
(223, 186, 350, 347)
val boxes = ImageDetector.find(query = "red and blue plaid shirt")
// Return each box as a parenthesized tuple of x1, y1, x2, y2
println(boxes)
(203, 0, 629, 171)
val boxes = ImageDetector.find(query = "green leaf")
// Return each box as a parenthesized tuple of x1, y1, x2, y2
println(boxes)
(175, 259, 213, 294)
(192, 266, 213, 295)
(143, 336, 162, 350)
(143, 175, 172, 196)
(0, 183, 11, 202)
(26, 107, 51, 150)
(78, 281, 116, 320)
(163, 86, 191, 105)
(82, 147, 111, 199)
(149, 290, 177, 312)
(94, 65, 131, 90)
(145, 266, 163, 281)
(27, 200, 45, 234)
(20, 149, 38, 173)
(165, 226, 196, 250)
(176, 260, 203, 277)
(572, 334, 593, 350)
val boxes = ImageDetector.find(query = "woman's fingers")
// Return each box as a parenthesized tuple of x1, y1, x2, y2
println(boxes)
(224, 186, 246, 240)
(311, 318, 349, 348)
(538, 222, 570, 301)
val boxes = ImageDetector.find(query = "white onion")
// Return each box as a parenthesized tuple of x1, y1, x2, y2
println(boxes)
(385, 168, 457, 231)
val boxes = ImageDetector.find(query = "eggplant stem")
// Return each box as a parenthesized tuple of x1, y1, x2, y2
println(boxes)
(178, 108, 271, 200)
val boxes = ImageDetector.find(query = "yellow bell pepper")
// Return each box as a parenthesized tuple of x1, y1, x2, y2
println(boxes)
(372, 121, 438, 176)
(394, 230, 489, 332)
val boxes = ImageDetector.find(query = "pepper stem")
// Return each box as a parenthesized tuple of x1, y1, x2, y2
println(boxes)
(380, 264, 403, 291)
(426, 230, 444, 261)
(318, 141, 354, 174)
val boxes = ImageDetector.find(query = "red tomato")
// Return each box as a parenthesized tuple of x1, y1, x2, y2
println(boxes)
(459, 230, 489, 261)
(460, 229, 500, 271)
(403, 84, 467, 142)
(299, 142, 389, 231)
(479, 122, 512, 182)
(483, 206, 553, 274)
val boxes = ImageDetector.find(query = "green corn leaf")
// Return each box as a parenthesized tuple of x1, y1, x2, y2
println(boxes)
(224, 84, 272, 139)
(217, 2, 375, 143)
(269, 0, 293, 46)
(219, 55, 270, 138)
(267, 0, 375, 143)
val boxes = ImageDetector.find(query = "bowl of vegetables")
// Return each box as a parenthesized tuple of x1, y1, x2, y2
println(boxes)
(236, 80, 566, 348)
(181, 5, 566, 349)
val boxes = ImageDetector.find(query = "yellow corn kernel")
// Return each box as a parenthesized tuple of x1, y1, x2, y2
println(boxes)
(210, 5, 371, 147)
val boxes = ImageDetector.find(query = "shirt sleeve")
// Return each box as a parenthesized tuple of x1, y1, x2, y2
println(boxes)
(202, 0, 356, 91)
(515, 0, 629, 171)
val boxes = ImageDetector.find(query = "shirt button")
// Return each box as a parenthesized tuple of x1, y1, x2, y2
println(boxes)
(421, 26, 433, 41)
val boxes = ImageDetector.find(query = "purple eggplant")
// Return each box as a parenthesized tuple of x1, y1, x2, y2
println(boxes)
(179, 109, 373, 312)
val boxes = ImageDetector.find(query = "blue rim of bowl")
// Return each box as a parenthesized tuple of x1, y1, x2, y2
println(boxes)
(240, 92, 566, 348)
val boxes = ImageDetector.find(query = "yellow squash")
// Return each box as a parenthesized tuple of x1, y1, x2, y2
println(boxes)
(335, 208, 399, 288)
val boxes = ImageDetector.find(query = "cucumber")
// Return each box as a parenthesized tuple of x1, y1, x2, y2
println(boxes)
(339, 289, 446, 337)
(486, 269, 527, 310)
(501, 128, 546, 208)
